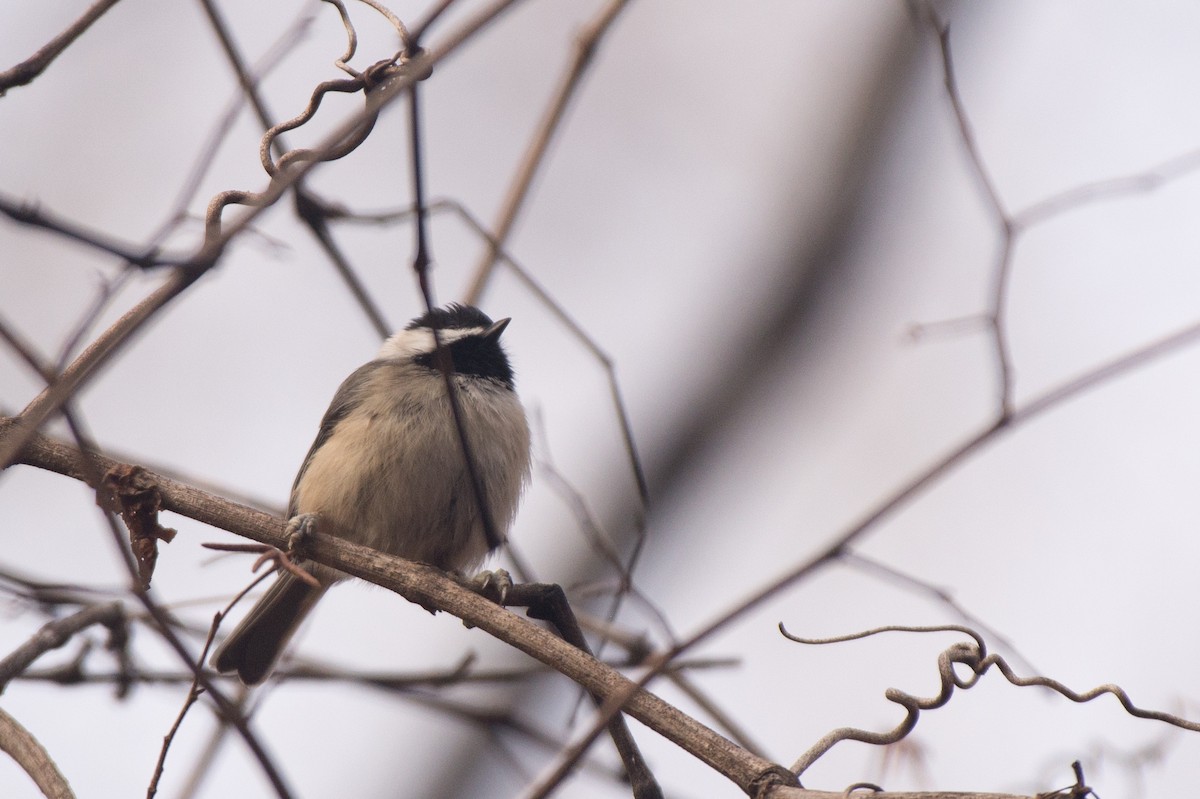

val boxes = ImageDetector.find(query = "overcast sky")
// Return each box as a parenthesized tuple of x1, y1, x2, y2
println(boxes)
(3, 2, 1200, 797)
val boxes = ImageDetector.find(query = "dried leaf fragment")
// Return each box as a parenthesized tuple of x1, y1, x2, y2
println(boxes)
(100, 465, 177, 589)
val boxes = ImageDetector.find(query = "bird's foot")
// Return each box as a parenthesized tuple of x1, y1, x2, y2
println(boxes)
(285, 513, 318, 553)
(273, 514, 322, 587)
(468, 568, 513, 606)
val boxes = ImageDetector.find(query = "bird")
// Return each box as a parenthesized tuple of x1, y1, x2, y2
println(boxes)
(211, 303, 531, 685)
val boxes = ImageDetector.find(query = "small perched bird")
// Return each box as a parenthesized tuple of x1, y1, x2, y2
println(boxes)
(212, 304, 531, 685)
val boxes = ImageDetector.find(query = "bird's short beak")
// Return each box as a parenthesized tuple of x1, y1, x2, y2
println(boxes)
(485, 318, 511, 340)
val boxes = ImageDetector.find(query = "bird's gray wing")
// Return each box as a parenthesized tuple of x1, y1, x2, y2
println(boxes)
(287, 360, 387, 516)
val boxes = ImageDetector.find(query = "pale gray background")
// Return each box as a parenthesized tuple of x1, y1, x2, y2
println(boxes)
(2, 1, 1199, 797)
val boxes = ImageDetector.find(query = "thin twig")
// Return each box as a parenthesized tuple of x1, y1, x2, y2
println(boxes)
(0, 565, 115, 609)
(840, 550, 1043, 677)
(922, 6, 1017, 419)
(129, 580, 295, 797)
(41, 8, 315, 378)
(0, 195, 167, 269)
(45, 417, 293, 796)
(502, 581, 662, 798)
(667, 669, 768, 758)
(450, 3, 657, 649)
(401, 23, 509, 557)
(145, 655, 206, 798)
(409, 0, 456, 45)
(293, 192, 391, 337)
(145, 566, 269, 799)
(0, 602, 127, 693)
(337, 196, 651, 504)
(0, 266, 205, 472)
(18, 654, 733, 689)
(1014, 146, 1200, 229)
(53, 269, 135, 371)
(168, 5, 316, 227)
(395, 16, 657, 787)
(0, 0, 122, 94)
(463, 0, 631, 304)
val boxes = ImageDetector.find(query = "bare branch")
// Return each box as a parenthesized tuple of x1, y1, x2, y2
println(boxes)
(502, 581, 662, 798)
(2, 419, 792, 795)
(0, 267, 204, 472)
(926, 14, 1008, 223)
(681, 308, 1200, 656)
(464, 0, 632, 304)
(840, 551, 1042, 676)
(200, 0, 391, 336)
(0, 708, 75, 799)
(145, 620, 217, 799)
(17, 409, 291, 795)
(0, 602, 127, 693)
(0, 0, 122, 94)
(0, 195, 167, 268)
(766, 790, 1031, 799)
(292, 191, 392, 337)
(920, 4, 1017, 418)
(668, 669, 768, 759)
(145, 569, 268, 799)
(1014, 147, 1200, 229)
(203, 0, 521, 245)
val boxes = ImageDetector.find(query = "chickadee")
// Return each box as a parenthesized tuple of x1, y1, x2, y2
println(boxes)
(212, 303, 531, 685)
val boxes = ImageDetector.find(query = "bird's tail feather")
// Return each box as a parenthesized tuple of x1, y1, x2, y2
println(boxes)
(211, 573, 326, 685)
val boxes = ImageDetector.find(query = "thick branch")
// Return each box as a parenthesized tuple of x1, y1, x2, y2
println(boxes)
(768, 792, 1029, 799)
(0, 424, 1064, 799)
(1, 418, 787, 795)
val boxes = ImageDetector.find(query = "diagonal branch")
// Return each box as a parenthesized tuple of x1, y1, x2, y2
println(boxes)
(1, 418, 793, 796)
(0, 0, 122, 95)
(463, 0, 632, 304)
(0, 195, 166, 268)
